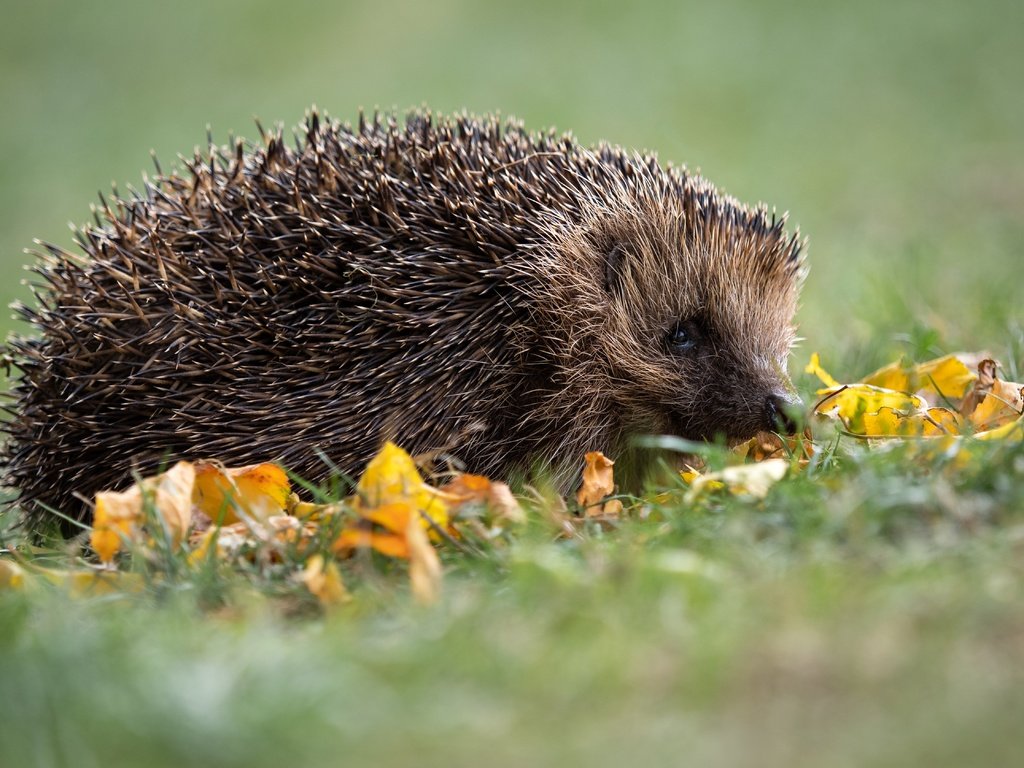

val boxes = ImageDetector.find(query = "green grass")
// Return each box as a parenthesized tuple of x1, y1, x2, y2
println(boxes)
(3, 436, 1024, 767)
(3, 0, 1024, 765)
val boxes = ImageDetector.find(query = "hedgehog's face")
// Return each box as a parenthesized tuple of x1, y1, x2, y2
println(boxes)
(583, 201, 804, 444)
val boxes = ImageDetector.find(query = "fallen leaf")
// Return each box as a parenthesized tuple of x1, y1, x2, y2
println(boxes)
(333, 529, 410, 558)
(969, 381, 1024, 431)
(301, 554, 351, 606)
(686, 458, 788, 500)
(356, 442, 449, 530)
(91, 485, 144, 563)
(807, 353, 1022, 441)
(862, 354, 976, 399)
(1, 560, 145, 595)
(805, 352, 840, 388)
(0, 560, 26, 590)
(193, 461, 290, 524)
(857, 406, 960, 437)
(151, 461, 196, 546)
(188, 524, 252, 565)
(442, 473, 526, 524)
(406, 510, 442, 605)
(576, 451, 622, 517)
(975, 412, 1024, 441)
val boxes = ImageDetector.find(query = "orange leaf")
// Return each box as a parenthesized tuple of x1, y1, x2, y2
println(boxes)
(970, 380, 1024, 431)
(441, 474, 526, 524)
(193, 461, 290, 524)
(362, 501, 416, 534)
(333, 529, 410, 559)
(576, 451, 620, 517)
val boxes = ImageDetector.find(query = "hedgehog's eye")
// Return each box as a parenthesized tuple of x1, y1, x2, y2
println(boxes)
(667, 321, 700, 353)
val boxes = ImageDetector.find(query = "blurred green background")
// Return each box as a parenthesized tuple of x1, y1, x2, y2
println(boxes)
(2, 0, 1022, 372)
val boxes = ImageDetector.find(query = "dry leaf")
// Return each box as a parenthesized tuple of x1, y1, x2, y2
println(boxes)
(289, 494, 343, 520)
(152, 461, 196, 546)
(862, 354, 976, 399)
(856, 406, 960, 437)
(959, 359, 997, 418)
(576, 451, 621, 517)
(970, 382, 1024, 431)
(805, 353, 840, 388)
(356, 442, 449, 530)
(91, 485, 144, 563)
(1, 560, 146, 595)
(193, 461, 290, 524)
(91, 460, 197, 562)
(686, 459, 788, 500)
(333, 529, 410, 558)
(333, 442, 455, 559)
(188, 523, 253, 565)
(442, 474, 526, 524)
(733, 430, 815, 463)
(807, 353, 1022, 440)
(55, 569, 146, 596)
(976, 412, 1024, 441)
(406, 510, 442, 605)
(301, 554, 351, 606)
(813, 384, 925, 431)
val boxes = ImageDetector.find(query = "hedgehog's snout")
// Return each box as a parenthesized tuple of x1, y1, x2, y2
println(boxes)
(764, 392, 802, 435)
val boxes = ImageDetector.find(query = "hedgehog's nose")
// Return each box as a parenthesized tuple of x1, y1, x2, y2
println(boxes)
(765, 393, 802, 435)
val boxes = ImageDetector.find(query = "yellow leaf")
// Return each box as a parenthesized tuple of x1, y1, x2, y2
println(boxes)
(975, 412, 1024, 441)
(0, 560, 26, 590)
(32, 567, 145, 595)
(858, 406, 961, 437)
(60, 570, 146, 596)
(680, 468, 702, 484)
(406, 510, 442, 605)
(860, 359, 912, 393)
(290, 497, 343, 520)
(90, 461, 196, 561)
(356, 442, 449, 530)
(91, 485, 144, 563)
(193, 461, 290, 524)
(301, 554, 351, 606)
(805, 353, 839, 389)
(2, 561, 145, 595)
(861, 354, 976, 399)
(913, 355, 977, 399)
(814, 384, 924, 433)
(686, 459, 788, 500)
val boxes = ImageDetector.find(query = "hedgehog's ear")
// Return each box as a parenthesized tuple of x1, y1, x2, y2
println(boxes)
(604, 242, 627, 295)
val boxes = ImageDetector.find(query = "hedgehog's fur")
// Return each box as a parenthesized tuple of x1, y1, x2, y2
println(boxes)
(2, 109, 805, 532)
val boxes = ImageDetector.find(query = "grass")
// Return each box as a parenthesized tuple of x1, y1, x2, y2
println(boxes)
(2, 0, 1024, 765)
(3, 434, 1024, 767)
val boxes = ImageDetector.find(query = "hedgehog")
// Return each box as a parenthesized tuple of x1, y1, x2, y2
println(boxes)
(1, 108, 805, 533)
